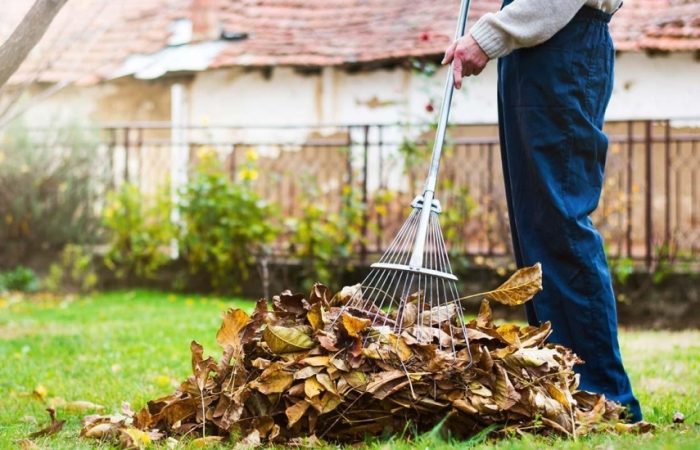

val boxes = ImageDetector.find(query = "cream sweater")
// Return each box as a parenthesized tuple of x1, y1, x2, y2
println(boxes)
(470, 0, 622, 59)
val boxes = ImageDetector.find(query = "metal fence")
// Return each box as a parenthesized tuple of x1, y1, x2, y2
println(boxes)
(20, 119, 700, 269)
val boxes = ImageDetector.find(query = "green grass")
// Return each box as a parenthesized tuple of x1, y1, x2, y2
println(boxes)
(0, 291, 698, 449)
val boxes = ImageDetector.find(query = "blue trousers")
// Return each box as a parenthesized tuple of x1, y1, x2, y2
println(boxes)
(497, 4, 642, 421)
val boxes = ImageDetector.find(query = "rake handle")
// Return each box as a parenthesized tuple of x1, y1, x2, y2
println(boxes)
(409, 0, 472, 269)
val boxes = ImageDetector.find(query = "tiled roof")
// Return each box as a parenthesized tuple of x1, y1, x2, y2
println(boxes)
(1, 0, 698, 85)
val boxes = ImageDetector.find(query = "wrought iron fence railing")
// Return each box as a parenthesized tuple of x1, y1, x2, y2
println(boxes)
(5, 119, 700, 270)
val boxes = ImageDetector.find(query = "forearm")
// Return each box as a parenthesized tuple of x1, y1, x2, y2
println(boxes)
(470, 0, 587, 59)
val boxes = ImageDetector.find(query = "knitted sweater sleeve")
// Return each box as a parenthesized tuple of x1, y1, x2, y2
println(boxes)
(469, 0, 588, 59)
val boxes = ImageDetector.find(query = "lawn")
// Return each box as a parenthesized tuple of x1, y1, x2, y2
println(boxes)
(1, 291, 698, 449)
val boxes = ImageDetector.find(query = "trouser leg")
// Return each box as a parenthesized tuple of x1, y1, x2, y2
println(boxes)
(496, 17, 642, 422)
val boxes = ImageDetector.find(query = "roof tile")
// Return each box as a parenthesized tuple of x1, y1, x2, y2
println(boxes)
(0, 0, 697, 85)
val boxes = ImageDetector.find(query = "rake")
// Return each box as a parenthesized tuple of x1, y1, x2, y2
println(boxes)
(337, 0, 473, 359)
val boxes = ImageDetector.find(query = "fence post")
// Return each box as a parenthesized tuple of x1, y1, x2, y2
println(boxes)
(123, 127, 130, 184)
(360, 125, 370, 264)
(644, 120, 653, 270)
(376, 125, 384, 252)
(626, 121, 633, 259)
(664, 119, 671, 252)
(108, 128, 116, 190)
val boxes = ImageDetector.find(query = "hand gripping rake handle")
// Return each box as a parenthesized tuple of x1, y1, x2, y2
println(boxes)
(408, 0, 472, 269)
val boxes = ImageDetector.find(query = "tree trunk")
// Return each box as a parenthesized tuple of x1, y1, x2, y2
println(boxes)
(0, 0, 69, 89)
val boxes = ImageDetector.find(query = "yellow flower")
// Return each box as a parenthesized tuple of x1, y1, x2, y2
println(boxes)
(245, 148, 259, 161)
(196, 145, 216, 160)
(239, 168, 258, 181)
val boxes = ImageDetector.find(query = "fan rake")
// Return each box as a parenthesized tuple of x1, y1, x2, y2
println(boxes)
(336, 0, 474, 361)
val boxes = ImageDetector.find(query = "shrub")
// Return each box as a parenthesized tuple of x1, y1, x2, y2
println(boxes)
(0, 123, 103, 268)
(178, 149, 278, 292)
(102, 183, 175, 280)
(289, 182, 364, 290)
(45, 244, 98, 293)
(0, 266, 39, 292)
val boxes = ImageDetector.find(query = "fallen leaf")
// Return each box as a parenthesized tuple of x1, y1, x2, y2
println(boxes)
(32, 384, 49, 401)
(63, 400, 105, 413)
(304, 377, 324, 398)
(314, 373, 337, 394)
(399, 302, 418, 328)
(493, 366, 520, 410)
(306, 303, 324, 331)
(254, 364, 294, 395)
(331, 284, 361, 305)
(28, 408, 65, 438)
(263, 325, 314, 354)
(15, 439, 40, 450)
(285, 400, 310, 427)
(419, 303, 456, 325)
(120, 427, 152, 449)
(483, 263, 543, 306)
(340, 313, 371, 338)
(216, 308, 250, 356)
(300, 356, 330, 367)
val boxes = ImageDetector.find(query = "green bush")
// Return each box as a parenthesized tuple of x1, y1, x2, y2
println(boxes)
(289, 181, 364, 290)
(0, 123, 103, 267)
(0, 266, 39, 292)
(178, 149, 278, 292)
(45, 244, 98, 293)
(102, 183, 175, 280)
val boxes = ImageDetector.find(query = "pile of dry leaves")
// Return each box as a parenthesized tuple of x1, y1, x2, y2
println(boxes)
(80, 265, 648, 447)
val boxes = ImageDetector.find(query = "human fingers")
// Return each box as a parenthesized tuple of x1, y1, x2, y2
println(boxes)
(452, 57, 463, 89)
(441, 42, 457, 65)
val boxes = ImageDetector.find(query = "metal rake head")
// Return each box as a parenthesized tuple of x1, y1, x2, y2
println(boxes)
(338, 196, 471, 359)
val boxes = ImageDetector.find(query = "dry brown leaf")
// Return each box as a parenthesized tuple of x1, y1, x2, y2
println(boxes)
(317, 392, 342, 414)
(28, 408, 65, 439)
(285, 400, 310, 427)
(85, 281, 634, 445)
(341, 371, 368, 389)
(341, 313, 371, 338)
(254, 365, 294, 395)
(63, 400, 105, 413)
(399, 302, 418, 328)
(493, 366, 520, 410)
(216, 309, 250, 355)
(545, 382, 572, 409)
(306, 303, 324, 331)
(484, 263, 543, 306)
(32, 385, 48, 401)
(419, 303, 456, 325)
(262, 325, 314, 354)
(331, 284, 361, 305)
(300, 356, 330, 367)
(314, 373, 337, 395)
(120, 427, 152, 449)
(304, 377, 324, 398)
(16, 439, 40, 450)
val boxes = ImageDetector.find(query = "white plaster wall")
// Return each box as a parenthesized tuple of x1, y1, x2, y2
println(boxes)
(6, 52, 698, 130)
(186, 52, 700, 131)
(608, 52, 700, 121)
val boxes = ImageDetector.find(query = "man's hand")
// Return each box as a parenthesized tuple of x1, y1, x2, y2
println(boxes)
(442, 35, 490, 89)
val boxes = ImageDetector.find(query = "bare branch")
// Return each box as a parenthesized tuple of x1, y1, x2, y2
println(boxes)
(0, 0, 69, 89)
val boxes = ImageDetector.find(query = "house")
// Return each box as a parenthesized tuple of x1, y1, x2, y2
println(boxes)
(1, 0, 698, 263)
(1, 0, 698, 128)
